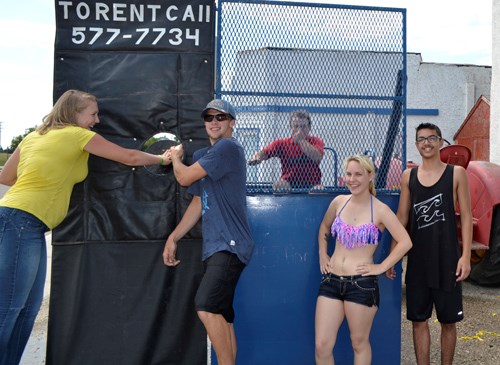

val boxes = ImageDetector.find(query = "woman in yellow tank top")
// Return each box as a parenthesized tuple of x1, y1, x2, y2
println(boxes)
(0, 90, 171, 365)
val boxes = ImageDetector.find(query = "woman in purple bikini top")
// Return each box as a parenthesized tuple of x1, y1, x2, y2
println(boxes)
(315, 155, 412, 365)
(330, 195, 381, 250)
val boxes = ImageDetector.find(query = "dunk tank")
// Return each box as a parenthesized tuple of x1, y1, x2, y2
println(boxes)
(48, 1, 407, 364)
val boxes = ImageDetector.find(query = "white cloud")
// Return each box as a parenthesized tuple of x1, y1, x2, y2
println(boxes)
(0, 20, 55, 147)
(0, 20, 55, 49)
(403, 0, 491, 64)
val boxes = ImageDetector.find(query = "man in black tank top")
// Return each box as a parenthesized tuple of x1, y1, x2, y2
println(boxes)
(387, 123, 473, 365)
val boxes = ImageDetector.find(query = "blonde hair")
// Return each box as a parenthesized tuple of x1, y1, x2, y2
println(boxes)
(344, 155, 376, 196)
(37, 90, 97, 134)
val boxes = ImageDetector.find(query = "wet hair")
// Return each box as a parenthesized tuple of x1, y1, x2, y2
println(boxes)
(415, 122, 442, 140)
(37, 89, 97, 135)
(344, 154, 376, 196)
(290, 110, 311, 127)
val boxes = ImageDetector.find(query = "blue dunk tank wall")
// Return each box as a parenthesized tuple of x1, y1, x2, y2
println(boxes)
(215, 1, 407, 364)
(233, 194, 402, 364)
(50, 0, 406, 364)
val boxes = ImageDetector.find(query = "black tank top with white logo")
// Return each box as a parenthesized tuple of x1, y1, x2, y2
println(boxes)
(405, 164, 460, 291)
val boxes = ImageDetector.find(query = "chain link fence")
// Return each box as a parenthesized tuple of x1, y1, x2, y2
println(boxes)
(216, 1, 406, 194)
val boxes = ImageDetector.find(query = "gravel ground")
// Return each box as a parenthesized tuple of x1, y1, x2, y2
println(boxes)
(400, 280, 500, 365)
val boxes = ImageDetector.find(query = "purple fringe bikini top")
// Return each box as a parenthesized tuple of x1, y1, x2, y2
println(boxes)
(331, 196, 381, 250)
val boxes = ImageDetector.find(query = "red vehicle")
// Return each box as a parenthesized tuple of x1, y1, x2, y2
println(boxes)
(439, 144, 500, 286)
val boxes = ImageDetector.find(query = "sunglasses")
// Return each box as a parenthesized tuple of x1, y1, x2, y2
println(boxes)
(203, 114, 230, 122)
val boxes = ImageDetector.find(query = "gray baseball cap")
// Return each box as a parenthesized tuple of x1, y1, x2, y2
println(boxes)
(201, 99, 236, 119)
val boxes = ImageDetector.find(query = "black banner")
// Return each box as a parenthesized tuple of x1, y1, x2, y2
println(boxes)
(49, 1, 214, 363)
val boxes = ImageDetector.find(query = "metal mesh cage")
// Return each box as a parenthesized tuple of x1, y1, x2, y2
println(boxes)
(216, 1, 406, 194)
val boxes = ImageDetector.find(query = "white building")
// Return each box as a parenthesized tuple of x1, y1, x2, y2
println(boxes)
(406, 54, 491, 163)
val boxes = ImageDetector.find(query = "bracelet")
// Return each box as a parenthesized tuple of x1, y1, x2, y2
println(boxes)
(159, 156, 165, 165)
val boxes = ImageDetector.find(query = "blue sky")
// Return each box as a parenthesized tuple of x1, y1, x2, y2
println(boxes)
(0, 0, 492, 149)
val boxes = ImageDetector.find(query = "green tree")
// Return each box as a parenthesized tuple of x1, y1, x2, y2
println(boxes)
(7, 127, 36, 153)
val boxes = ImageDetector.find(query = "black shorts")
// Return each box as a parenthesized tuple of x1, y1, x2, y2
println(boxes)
(406, 283, 464, 324)
(195, 251, 246, 323)
(318, 273, 380, 308)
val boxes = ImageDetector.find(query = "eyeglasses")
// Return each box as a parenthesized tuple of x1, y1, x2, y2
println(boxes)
(416, 135, 441, 144)
(203, 114, 230, 122)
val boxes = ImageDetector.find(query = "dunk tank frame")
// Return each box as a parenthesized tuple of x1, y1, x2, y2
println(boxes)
(215, 1, 407, 364)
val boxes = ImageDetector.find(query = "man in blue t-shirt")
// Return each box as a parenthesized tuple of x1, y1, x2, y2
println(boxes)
(163, 99, 254, 365)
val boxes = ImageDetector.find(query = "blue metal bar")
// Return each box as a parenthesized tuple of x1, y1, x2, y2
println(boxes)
(221, 90, 403, 102)
(235, 105, 437, 116)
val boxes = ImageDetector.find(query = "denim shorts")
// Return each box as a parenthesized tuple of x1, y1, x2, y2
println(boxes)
(318, 273, 380, 308)
(195, 251, 246, 323)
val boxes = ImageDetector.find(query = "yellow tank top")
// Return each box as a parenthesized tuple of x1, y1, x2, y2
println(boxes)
(0, 126, 96, 229)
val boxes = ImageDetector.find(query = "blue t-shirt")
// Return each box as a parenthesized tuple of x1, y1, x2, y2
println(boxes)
(188, 138, 254, 264)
